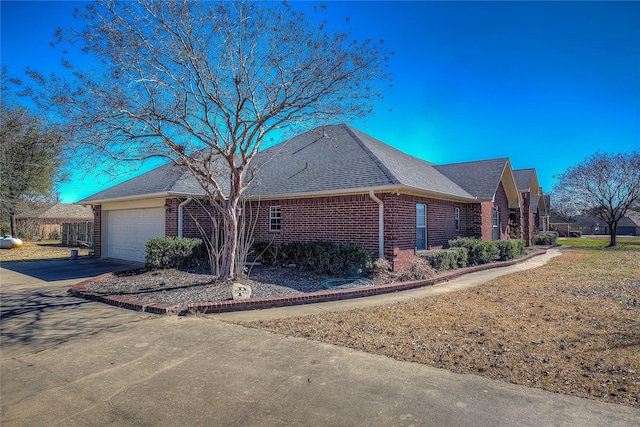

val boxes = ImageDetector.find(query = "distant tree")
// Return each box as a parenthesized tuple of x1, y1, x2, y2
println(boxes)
(0, 104, 63, 237)
(553, 151, 640, 247)
(18, 0, 391, 278)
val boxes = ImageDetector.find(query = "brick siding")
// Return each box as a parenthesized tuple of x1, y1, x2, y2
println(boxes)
(93, 205, 102, 258)
(162, 189, 513, 272)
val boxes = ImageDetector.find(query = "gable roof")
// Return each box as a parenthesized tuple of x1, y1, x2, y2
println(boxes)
(436, 158, 522, 209)
(513, 168, 539, 192)
(80, 124, 477, 204)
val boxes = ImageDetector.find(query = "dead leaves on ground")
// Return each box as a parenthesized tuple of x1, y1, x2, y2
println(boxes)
(244, 248, 640, 408)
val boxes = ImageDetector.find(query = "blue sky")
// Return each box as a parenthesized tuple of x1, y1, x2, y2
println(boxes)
(2, 1, 639, 203)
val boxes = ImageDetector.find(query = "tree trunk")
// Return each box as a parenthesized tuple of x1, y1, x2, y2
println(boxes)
(219, 198, 239, 280)
(608, 221, 617, 247)
(9, 209, 17, 237)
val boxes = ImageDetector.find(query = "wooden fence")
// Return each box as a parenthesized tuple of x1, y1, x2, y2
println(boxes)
(61, 222, 93, 246)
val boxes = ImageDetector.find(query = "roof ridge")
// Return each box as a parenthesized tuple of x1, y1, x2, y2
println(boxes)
(341, 124, 400, 185)
(438, 157, 509, 167)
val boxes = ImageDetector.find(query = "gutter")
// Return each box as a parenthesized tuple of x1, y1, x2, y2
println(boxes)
(368, 190, 384, 260)
(178, 197, 193, 237)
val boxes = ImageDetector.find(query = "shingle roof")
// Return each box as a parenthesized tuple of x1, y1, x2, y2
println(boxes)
(247, 124, 474, 199)
(434, 158, 510, 201)
(80, 124, 477, 203)
(16, 203, 93, 220)
(572, 214, 638, 228)
(80, 162, 205, 203)
(513, 168, 536, 191)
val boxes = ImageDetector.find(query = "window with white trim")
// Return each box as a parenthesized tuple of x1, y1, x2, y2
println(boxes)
(416, 203, 427, 250)
(454, 207, 460, 231)
(269, 206, 281, 231)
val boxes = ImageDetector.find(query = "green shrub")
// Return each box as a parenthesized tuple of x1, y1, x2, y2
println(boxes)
(449, 237, 497, 266)
(252, 241, 372, 276)
(417, 247, 461, 271)
(534, 231, 558, 245)
(450, 246, 469, 268)
(569, 230, 582, 238)
(145, 237, 204, 269)
(48, 229, 61, 241)
(494, 239, 526, 261)
(252, 241, 286, 266)
(336, 244, 373, 276)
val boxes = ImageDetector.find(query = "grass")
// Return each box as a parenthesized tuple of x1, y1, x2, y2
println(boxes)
(243, 245, 640, 408)
(558, 235, 640, 247)
(0, 240, 90, 262)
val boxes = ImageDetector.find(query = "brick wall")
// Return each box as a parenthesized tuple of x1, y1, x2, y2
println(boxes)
(252, 194, 380, 255)
(474, 182, 511, 241)
(93, 205, 102, 258)
(175, 192, 492, 272)
(521, 192, 532, 245)
(165, 198, 180, 237)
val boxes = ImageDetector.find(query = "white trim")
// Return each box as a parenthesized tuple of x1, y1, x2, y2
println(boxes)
(269, 206, 281, 231)
(178, 197, 193, 237)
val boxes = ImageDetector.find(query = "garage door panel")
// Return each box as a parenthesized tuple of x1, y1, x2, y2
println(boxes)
(106, 208, 165, 262)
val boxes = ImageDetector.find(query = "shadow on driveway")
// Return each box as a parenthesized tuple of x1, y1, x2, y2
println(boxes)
(1, 259, 140, 282)
(1, 259, 149, 357)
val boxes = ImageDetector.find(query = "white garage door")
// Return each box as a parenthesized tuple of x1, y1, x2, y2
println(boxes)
(105, 208, 165, 262)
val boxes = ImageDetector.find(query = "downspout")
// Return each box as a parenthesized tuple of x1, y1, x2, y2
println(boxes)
(368, 190, 384, 259)
(178, 197, 193, 238)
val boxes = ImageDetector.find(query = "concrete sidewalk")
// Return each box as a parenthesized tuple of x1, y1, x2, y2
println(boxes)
(2, 252, 639, 426)
(212, 248, 563, 322)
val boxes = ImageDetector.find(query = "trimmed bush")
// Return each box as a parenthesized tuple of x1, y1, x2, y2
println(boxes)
(145, 237, 204, 269)
(252, 241, 372, 277)
(534, 231, 558, 245)
(449, 237, 497, 266)
(494, 239, 526, 261)
(418, 247, 468, 271)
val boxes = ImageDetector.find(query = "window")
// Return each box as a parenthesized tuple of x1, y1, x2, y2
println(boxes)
(492, 208, 500, 240)
(416, 203, 427, 250)
(269, 206, 281, 231)
(454, 207, 460, 231)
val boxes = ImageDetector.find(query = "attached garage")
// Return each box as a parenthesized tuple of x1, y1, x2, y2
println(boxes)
(104, 207, 165, 262)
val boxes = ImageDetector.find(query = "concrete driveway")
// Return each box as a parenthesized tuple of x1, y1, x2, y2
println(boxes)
(1, 257, 639, 426)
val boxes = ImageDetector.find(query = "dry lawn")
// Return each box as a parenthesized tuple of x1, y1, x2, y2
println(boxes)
(0, 240, 90, 262)
(243, 247, 640, 408)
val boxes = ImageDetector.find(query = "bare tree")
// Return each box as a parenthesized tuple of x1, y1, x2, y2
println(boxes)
(17, 0, 391, 278)
(553, 150, 640, 247)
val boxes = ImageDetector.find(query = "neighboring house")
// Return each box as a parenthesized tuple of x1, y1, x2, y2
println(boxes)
(626, 210, 640, 236)
(549, 210, 572, 237)
(571, 214, 639, 236)
(512, 168, 548, 245)
(15, 203, 94, 240)
(79, 124, 541, 271)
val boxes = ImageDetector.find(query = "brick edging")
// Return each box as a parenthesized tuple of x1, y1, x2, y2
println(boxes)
(69, 247, 551, 315)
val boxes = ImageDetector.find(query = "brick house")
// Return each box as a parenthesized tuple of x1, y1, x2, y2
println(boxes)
(513, 168, 547, 245)
(80, 124, 540, 271)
